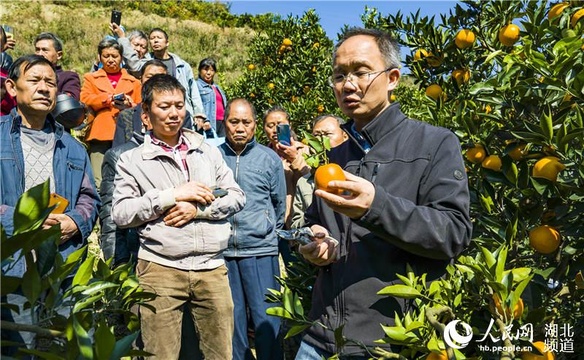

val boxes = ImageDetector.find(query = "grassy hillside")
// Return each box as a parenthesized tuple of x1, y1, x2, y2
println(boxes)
(0, 0, 255, 86)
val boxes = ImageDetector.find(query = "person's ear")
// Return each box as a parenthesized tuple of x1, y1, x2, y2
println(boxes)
(56, 50, 63, 61)
(141, 105, 152, 130)
(5, 78, 17, 98)
(387, 68, 400, 92)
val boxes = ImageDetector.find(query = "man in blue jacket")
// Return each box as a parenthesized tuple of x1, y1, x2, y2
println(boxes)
(219, 98, 287, 360)
(296, 28, 472, 359)
(0, 54, 100, 354)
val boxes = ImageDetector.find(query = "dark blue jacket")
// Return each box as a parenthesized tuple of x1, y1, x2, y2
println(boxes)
(0, 109, 100, 275)
(219, 139, 286, 257)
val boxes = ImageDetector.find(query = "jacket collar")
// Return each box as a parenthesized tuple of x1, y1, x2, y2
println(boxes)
(142, 128, 204, 160)
(344, 103, 407, 147)
(9, 108, 64, 139)
(223, 137, 257, 156)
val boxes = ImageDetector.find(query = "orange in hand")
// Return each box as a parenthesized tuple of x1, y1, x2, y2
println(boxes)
(315, 163, 345, 194)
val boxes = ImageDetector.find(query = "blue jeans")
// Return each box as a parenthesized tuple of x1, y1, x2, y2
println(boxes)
(295, 340, 333, 360)
(226, 255, 282, 360)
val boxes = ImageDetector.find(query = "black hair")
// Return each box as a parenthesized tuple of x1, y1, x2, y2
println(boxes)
(34, 32, 64, 52)
(334, 28, 400, 69)
(97, 38, 123, 56)
(262, 105, 289, 123)
(140, 59, 167, 78)
(8, 54, 56, 82)
(198, 57, 217, 72)
(149, 28, 168, 41)
(141, 74, 185, 108)
(225, 98, 257, 122)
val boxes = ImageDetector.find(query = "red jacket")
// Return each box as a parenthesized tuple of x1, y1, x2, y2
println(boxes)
(81, 68, 141, 142)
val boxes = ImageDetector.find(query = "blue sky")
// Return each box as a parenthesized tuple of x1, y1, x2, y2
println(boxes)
(227, 1, 460, 39)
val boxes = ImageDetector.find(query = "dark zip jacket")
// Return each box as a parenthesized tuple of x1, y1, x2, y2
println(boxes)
(303, 103, 472, 356)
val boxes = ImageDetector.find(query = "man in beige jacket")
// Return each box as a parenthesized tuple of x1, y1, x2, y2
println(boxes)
(112, 74, 245, 359)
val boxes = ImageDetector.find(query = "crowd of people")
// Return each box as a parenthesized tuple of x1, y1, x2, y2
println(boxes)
(1, 24, 472, 360)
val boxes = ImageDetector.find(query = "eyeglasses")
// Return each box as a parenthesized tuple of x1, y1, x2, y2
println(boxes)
(328, 67, 394, 87)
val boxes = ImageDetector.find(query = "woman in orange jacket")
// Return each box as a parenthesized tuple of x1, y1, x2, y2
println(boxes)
(81, 38, 141, 188)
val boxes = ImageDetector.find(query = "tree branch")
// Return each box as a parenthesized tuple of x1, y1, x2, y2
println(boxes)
(1, 320, 65, 338)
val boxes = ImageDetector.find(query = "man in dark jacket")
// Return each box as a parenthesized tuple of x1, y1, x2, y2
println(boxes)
(34, 32, 81, 100)
(219, 98, 286, 360)
(295, 28, 473, 358)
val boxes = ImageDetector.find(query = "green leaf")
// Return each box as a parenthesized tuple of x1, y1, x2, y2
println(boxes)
(334, 324, 346, 348)
(72, 255, 95, 287)
(266, 306, 294, 320)
(73, 314, 93, 359)
(377, 284, 421, 299)
(282, 286, 294, 314)
(22, 253, 41, 305)
(293, 292, 304, 317)
(13, 181, 51, 235)
(285, 324, 311, 339)
(495, 246, 508, 282)
(479, 246, 497, 270)
(95, 319, 115, 360)
(110, 332, 141, 360)
(540, 107, 553, 141)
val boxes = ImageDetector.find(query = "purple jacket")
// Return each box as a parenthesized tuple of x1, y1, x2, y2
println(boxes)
(56, 65, 81, 100)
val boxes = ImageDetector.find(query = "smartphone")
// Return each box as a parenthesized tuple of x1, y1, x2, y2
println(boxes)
(48, 193, 69, 214)
(113, 93, 125, 102)
(111, 10, 122, 26)
(276, 124, 291, 146)
(212, 188, 228, 198)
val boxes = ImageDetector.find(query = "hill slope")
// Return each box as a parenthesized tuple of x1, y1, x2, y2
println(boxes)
(0, 0, 254, 86)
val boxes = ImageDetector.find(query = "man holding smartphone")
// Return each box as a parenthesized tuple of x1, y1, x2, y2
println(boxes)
(219, 98, 286, 360)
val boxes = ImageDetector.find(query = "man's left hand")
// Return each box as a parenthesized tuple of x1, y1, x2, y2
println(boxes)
(315, 171, 375, 219)
(43, 214, 79, 244)
(163, 201, 198, 227)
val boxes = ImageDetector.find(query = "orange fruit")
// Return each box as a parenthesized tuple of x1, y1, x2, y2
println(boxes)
(315, 163, 346, 194)
(390, 94, 397, 102)
(548, 3, 568, 21)
(282, 38, 293, 46)
(267, 83, 275, 90)
(452, 68, 471, 85)
(466, 144, 486, 164)
(426, 350, 448, 360)
(508, 143, 526, 161)
(317, 104, 324, 113)
(532, 156, 565, 182)
(493, 295, 524, 320)
(571, 9, 584, 27)
(414, 49, 429, 61)
(247, 63, 255, 71)
(426, 84, 443, 101)
(312, 42, 320, 49)
(482, 155, 502, 171)
(455, 29, 476, 49)
(529, 225, 561, 254)
(522, 341, 555, 360)
(499, 24, 521, 46)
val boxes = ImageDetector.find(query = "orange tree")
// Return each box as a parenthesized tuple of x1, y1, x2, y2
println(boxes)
(351, 0, 584, 358)
(226, 10, 339, 138)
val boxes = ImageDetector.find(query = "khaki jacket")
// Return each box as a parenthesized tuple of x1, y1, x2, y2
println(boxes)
(111, 129, 245, 270)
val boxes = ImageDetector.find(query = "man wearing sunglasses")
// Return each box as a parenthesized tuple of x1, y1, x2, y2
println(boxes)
(296, 28, 472, 359)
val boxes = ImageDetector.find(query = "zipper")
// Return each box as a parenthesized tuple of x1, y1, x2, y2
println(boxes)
(231, 154, 240, 253)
